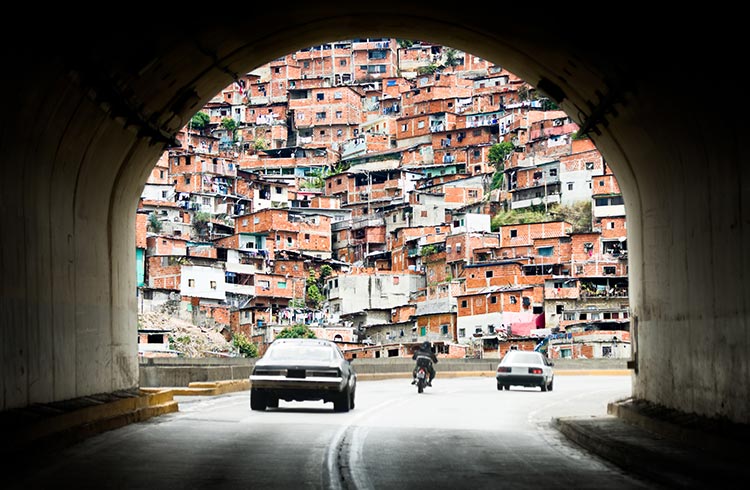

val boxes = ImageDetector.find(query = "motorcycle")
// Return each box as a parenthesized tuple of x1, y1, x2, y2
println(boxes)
(415, 358, 431, 394)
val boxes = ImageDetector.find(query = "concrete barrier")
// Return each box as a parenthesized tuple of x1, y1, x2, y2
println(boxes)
(139, 357, 629, 387)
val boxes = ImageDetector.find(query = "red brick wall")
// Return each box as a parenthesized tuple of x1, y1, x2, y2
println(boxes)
(147, 256, 181, 290)
(499, 221, 572, 246)
(592, 174, 622, 196)
(600, 217, 627, 239)
(136, 213, 148, 249)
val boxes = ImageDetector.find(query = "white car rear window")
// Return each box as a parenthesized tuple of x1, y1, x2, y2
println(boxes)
(267, 344, 335, 362)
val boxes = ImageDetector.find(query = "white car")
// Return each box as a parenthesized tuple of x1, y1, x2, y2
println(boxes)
(495, 350, 554, 391)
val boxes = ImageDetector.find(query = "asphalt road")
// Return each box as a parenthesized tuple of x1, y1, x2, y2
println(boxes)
(8, 375, 661, 489)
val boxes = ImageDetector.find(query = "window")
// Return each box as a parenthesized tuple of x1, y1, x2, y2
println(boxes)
(418, 120, 425, 129)
(188, 279, 195, 287)
(210, 281, 217, 290)
(202, 197, 210, 205)
(320, 130, 325, 136)
(185, 176, 191, 184)
(402, 124, 408, 131)
(316, 111, 326, 120)
(304, 233, 310, 241)
(491, 296, 497, 304)
(475, 327, 482, 334)
(303, 61, 310, 68)
(159, 170, 164, 178)
(336, 129, 343, 137)
(287, 237, 293, 246)
(277, 281, 286, 289)
(549, 169, 558, 177)
(510, 229, 517, 238)
(488, 325, 495, 333)
(585, 161, 595, 170)
(335, 111, 342, 119)
(468, 190, 478, 198)
(440, 324, 449, 335)
(599, 180, 605, 186)
(567, 182, 574, 191)
(317, 93, 324, 101)
(254, 217, 260, 224)
(556, 304, 564, 314)
(461, 300, 468, 308)
(604, 266, 616, 275)
(339, 60, 346, 66)
(510, 296, 517, 304)
(458, 328, 465, 338)
(161, 190, 168, 198)
(485, 270, 494, 278)
(537, 246, 554, 257)
(420, 326, 426, 336)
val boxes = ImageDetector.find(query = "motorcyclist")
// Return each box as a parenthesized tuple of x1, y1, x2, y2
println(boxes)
(411, 341, 438, 386)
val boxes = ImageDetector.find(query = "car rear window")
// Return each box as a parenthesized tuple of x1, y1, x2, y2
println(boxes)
(502, 352, 542, 365)
(267, 344, 335, 362)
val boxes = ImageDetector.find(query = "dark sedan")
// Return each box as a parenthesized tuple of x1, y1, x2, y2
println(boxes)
(249, 338, 357, 412)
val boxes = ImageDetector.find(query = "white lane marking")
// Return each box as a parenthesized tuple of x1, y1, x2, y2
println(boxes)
(325, 396, 409, 490)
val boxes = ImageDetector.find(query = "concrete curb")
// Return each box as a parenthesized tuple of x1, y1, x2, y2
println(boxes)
(3, 389, 179, 457)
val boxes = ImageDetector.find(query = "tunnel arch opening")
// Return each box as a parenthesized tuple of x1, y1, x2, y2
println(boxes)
(135, 36, 633, 379)
(3, 11, 746, 429)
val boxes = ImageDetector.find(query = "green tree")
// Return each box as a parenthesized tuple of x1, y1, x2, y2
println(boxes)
(306, 269, 325, 309)
(276, 324, 317, 339)
(490, 171, 505, 190)
(489, 142, 514, 166)
(232, 331, 259, 357)
(420, 244, 438, 256)
(397, 39, 414, 49)
(190, 111, 210, 131)
(489, 142, 514, 191)
(221, 117, 238, 140)
(319, 265, 333, 280)
(253, 137, 268, 151)
(417, 63, 439, 75)
(147, 212, 162, 233)
(443, 47, 461, 68)
(192, 211, 211, 239)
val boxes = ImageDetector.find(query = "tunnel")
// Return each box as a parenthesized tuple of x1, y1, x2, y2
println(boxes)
(1, 9, 746, 428)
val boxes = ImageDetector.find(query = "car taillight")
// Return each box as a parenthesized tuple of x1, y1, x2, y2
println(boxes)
(529, 368, 543, 374)
(497, 367, 511, 373)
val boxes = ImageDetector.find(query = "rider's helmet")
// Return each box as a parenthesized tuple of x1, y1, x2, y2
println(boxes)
(421, 341, 431, 351)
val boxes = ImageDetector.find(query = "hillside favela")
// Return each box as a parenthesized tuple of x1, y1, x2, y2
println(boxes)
(136, 38, 629, 361)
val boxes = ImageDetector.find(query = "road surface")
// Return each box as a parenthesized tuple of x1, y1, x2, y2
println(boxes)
(8, 375, 659, 489)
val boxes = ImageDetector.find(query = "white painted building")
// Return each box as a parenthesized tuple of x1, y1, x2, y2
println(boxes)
(449, 212, 491, 234)
(180, 265, 226, 300)
(326, 273, 424, 324)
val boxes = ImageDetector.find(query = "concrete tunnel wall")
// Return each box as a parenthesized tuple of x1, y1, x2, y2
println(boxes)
(0, 10, 746, 424)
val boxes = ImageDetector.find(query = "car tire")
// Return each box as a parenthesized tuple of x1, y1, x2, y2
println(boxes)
(266, 396, 279, 409)
(250, 389, 267, 411)
(541, 381, 548, 392)
(548, 379, 554, 392)
(334, 387, 351, 412)
(497, 381, 502, 391)
(349, 389, 356, 409)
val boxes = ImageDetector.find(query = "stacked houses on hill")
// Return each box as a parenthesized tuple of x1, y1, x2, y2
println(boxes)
(136, 39, 629, 360)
